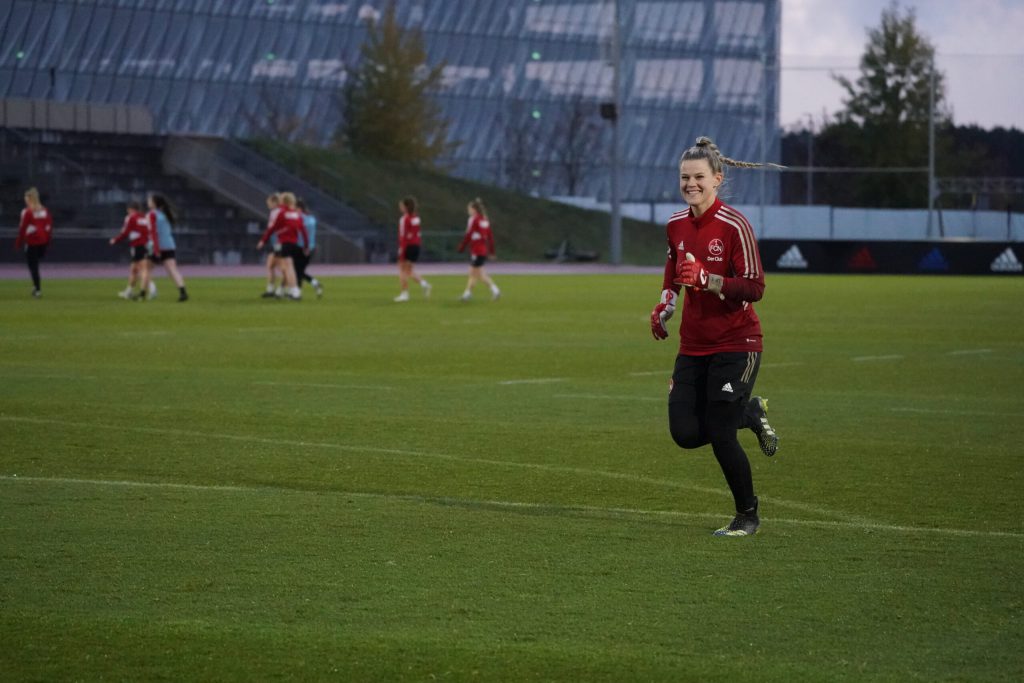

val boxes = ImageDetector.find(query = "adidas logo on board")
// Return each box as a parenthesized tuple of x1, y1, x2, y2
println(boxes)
(777, 244, 808, 269)
(991, 248, 1023, 273)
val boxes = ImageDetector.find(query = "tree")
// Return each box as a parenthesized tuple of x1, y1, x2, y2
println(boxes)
(826, 2, 948, 207)
(498, 101, 542, 194)
(340, 2, 456, 165)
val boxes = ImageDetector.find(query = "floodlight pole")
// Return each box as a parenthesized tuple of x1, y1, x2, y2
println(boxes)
(927, 61, 937, 237)
(609, 0, 622, 265)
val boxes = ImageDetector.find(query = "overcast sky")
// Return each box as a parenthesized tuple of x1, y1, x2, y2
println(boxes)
(781, 0, 1024, 131)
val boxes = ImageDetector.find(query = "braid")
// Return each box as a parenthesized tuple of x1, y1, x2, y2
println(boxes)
(682, 136, 786, 172)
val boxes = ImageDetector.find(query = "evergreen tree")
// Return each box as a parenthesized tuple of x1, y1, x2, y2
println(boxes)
(341, 2, 456, 164)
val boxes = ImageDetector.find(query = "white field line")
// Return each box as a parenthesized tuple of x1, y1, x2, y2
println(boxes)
(946, 349, 993, 356)
(498, 378, 566, 385)
(759, 361, 806, 369)
(252, 381, 393, 391)
(235, 326, 286, 333)
(116, 330, 171, 337)
(629, 370, 666, 377)
(0, 414, 869, 524)
(2, 474, 1019, 540)
(851, 354, 905, 362)
(555, 393, 662, 402)
(891, 407, 1024, 418)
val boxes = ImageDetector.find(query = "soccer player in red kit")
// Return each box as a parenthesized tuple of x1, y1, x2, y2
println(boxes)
(109, 200, 151, 299)
(650, 137, 780, 537)
(257, 191, 308, 300)
(15, 187, 52, 298)
(457, 197, 500, 301)
(393, 195, 431, 302)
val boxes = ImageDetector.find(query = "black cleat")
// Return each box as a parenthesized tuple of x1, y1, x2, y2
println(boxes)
(713, 499, 760, 537)
(178, 291, 189, 302)
(261, 291, 276, 298)
(747, 396, 778, 457)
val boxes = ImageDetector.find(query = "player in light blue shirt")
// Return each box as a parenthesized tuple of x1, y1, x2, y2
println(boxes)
(295, 199, 323, 297)
(145, 193, 189, 302)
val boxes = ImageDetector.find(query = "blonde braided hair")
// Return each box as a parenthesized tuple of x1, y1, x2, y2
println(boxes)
(680, 136, 786, 173)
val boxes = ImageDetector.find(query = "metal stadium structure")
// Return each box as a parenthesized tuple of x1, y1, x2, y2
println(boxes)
(0, 0, 781, 202)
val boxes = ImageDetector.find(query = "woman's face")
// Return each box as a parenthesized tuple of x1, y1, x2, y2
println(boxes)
(147, 196, 157, 210)
(678, 158, 722, 212)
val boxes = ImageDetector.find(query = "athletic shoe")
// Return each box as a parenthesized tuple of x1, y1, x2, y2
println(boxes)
(460, 292, 471, 302)
(394, 291, 410, 302)
(31, 289, 41, 299)
(261, 291, 276, 299)
(421, 281, 431, 298)
(314, 283, 324, 298)
(287, 294, 301, 301)
(118, 289, 132, 299)
(713, 500, 760, 537)
(491, 288, 501, 301)
(178, 291, 189, 302)
(148, 286, 157, 300)
(747, 396, 778, 457)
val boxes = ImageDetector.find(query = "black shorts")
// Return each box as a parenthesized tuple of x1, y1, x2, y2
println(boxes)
(470, 254, 487, 268)
(279, 242, 303, 259)
(149, 249, 175, 263)
(668, 352, 761, 408)
(403, 245, 421, 263)
(131, 246, 149, 262)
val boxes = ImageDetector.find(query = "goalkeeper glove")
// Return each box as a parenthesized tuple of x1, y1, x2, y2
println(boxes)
(650, 289, 678, 340)
(676, 252, 723, 296)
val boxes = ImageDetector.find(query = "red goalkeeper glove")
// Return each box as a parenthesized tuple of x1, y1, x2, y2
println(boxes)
(650, 289, 678, 340)
(676, 252, 723, 296)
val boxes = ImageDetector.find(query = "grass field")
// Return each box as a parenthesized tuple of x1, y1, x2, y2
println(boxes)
(2, 273, 1022, 681)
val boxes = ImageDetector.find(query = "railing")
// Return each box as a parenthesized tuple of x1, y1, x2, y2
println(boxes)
(164, 137, 386, 262)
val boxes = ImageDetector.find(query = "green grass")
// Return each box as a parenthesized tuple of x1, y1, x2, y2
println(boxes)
(250, 139, 666, 264)
(2, 274, 1023, 681)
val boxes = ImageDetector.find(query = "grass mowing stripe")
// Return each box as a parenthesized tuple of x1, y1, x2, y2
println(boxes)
(4, 474, 1020, 540)
(946, 348, 993, 355)
(890, 407, 1024, 418)
(498, 378, 567, 385)
(251, 381, 395, 390)
(851, 354, 905, 362)
(554, 393, 662, 402)
(1, 414, 872, 524)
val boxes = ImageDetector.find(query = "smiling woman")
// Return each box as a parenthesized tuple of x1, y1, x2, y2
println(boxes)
(649, 136, 782, 537)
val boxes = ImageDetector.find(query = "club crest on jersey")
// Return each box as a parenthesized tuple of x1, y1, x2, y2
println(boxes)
(709, 238, 724, 256)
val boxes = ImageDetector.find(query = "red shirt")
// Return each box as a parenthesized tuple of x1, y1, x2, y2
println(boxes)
(16, 206, 52, 248)
(457, 215, 495, 257)
(112, 211, 150, 247)
(398, 213, 422, 249)
(261, 207, 309, 246)
(661, 198, 765, 355)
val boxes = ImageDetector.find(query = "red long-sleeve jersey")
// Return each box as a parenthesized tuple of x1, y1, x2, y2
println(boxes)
(398, 213, 422, 249)
(457, 215, 495, 257)
(661, 198, 765, 355)
(112, 211, 150, 247)
(16, 206, 53, 249)
(260, 207, 309, 246)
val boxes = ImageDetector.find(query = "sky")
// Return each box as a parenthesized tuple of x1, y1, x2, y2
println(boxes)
(781, 0, 1024, 131)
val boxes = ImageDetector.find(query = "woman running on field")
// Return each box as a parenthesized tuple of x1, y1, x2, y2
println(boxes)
(109, 200, 151, 300)
(649, 136, 780, 537)
(456, 197, 499, 302)
(393, 195, 431, 302)
(145, 193, 189, 302)
(15, 187, 52, 298)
